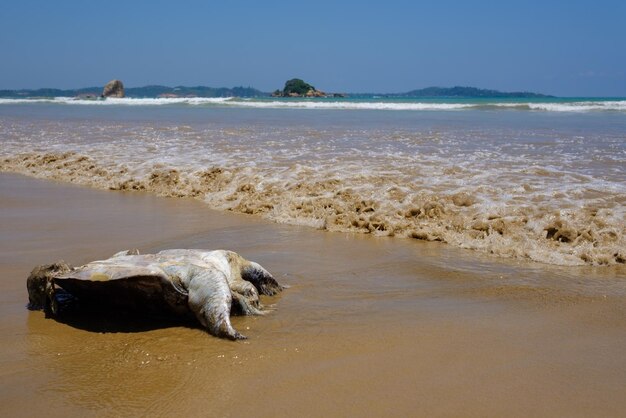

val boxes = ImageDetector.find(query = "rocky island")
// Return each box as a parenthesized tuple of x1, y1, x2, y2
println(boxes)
(101, 79, 125, 98)
(271, 79, 346, 98)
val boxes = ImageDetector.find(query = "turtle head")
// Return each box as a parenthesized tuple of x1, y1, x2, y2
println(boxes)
(111, 249, 140, 258)
(241, 261, 284, 296)
(26, 262, 71, 310)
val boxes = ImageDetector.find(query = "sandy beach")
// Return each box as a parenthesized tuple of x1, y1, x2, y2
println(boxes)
(3, 1, 625, 415)
(1, 172, 625, 417)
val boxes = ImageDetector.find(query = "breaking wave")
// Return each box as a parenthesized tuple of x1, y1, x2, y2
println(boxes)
(3, 150, 624, 267)
(1, 113, 624, 267)
(1, 97, 625, 112)
(0, 97, 233, 106)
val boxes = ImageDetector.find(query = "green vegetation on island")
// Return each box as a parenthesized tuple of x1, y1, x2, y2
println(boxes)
(271, 78, 336, 97)
(271, 78, 347, 98)
(282, 79, 315, 95)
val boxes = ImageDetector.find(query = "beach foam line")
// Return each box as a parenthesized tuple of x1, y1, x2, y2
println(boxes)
(0, 97, 234, 106)
(1, 97, 625, 112)
(2, 151, 624, 267)
(488, 101, 626, 112)
(0, 97, 472, 109)
(224, 100, 475, 110)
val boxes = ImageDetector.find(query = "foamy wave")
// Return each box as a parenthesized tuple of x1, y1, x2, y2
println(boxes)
(222, 100, 475, 111)
(2, 107, 625, 267)
(1, 97, 624, 112)
(220, 99, 626, 112)
(492, 101, 626, 112)
(0, 98, 58, 104)
(2, 151, 624, 267)
(0, 97, 472, 110)
(68, 97, 233, 106)
(0, 97, 234, 106)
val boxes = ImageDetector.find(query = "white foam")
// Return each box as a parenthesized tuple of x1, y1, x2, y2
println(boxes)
(530, 101, 626, 112)
(493, 101, 626, 112)
(1, 97, 625, 112)
(0, 98, 58, 104)
(218, 100, 474, 111)
(58, 97, 234, 106)
(0, 97, 233, 106)
(1, 112, 624, 266)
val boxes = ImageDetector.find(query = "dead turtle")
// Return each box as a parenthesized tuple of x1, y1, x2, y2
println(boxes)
(26, 249, 284, 340)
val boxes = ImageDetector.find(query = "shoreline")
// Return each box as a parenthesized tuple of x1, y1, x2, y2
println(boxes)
(2, 154, 623, 268)
(2, 172, 626, 416)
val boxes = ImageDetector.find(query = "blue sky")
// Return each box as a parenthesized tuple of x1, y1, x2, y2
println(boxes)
(1, 0, 625, 96)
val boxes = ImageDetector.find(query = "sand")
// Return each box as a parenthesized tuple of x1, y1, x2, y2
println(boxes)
(1, 172, 626, 417)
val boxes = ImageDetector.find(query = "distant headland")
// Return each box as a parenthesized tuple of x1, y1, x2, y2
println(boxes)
(387, 86, 553, 98)
(0, 79, 553, 99)
(0, 84, 265, 99)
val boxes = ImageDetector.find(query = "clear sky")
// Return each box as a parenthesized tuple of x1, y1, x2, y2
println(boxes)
(2, 0, 625, 96)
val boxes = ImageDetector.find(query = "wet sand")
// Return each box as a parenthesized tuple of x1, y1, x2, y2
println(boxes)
(1, 172, 626, 417)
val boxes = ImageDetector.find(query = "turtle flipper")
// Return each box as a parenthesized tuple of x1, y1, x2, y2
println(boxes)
(185, 267, 245, 340)
(241, 261, 284, 296)
(231, 291, 265, 316)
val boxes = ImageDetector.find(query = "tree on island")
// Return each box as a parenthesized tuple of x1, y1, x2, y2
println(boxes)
(270, 78, 334, 97)
(282, 78, 316, 95)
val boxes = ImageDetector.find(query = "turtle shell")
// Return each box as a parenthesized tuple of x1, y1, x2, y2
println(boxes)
(54, 255, 190, 316)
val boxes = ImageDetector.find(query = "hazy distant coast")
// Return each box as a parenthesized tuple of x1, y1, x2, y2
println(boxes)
(0, 85, 553, 99)
(0, 85, 265, 99)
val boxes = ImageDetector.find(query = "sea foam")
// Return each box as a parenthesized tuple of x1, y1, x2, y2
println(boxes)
(1, 113, 624, 267)
(1, 97, 625, 112)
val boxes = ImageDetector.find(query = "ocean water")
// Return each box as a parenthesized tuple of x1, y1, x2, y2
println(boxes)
(1, 97, 624, 266)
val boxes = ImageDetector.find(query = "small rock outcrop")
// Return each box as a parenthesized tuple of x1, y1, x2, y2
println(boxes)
(271, 78, 346, 98)
(101, 79, 125, 98)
